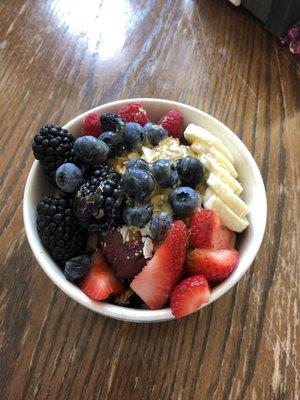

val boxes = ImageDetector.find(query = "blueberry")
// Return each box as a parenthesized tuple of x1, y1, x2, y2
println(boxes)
(152, 159, 179, 188)
(149, 212, 173, 240)
(100, 112, 125, 133)
(64, 255, 91, 282)
(177, 156, 204, 187)
(123, 122, 143, 151)
(55, 163, 83, 193)
(169, 187, 201, 217)
(122, 204, 154, 227)
(74, 136, 109, 166)
(126, 158, 151, 172)
(122, 168, 155, 199)
(143, 123, 168, 146)
(99, 131, 125, 157)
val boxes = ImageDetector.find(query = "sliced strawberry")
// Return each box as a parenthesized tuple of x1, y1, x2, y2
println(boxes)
(79, 250, 124, 300)
(80, 113, 101, 137)
(170, 275, 210, 318)
(186, 249, 239, 283)
(189, 208, 235, 250)
(130, 220, 188, 309)
(216, 226, 236, 249)
(158, 109, 184, 138)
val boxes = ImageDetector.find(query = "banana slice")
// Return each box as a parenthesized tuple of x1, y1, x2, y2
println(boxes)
(184, 124, 234, 162)
(208, 147, 238, 178)
(200, 154, 243, 195)
(203, 188, 214, 203)
(207, 174, 249, 217)
(203, 190, 249, 232)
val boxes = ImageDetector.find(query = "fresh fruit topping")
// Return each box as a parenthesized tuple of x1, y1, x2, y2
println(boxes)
(142, 123, 168, 146)
(36, 195, 87, 265)
(99, 131, 125, 157)
(102, 229, 147, 279)
(149, 211, 173, 240)
(81, 113, 101, 137)
(170, 275, 210, 318)
(74, 136, 109, 166)
(189, 207, 236, 250)
(203, 189, 249, 233)
(123, 122, 143, 151)
(207, 173, 249, 217)
(152, 159, 179, 188)
(130, 220, 188, 309)
(100, 112, 124, 133)
(79, 250, 124, 300)
(122, 203, 154, 228)
(169, 187, 201, 217)
(118, 102, 149, 126)
(55, 163, 83, 193)
(32, 124, 77, 184)
(177, 156, 204, 188)
(158, 109, 184, 138)
(199, 155, 242, 194)
(184, 124, 234, 162)
(64, 255, 91, 282)
(126, 157, 151, 172)
(74, 165, 124, 232)
(186, 249, 239, 283)
(215, 226, 236, 250)
(122, 168, 155, 200)
(189, 208, 221, 249)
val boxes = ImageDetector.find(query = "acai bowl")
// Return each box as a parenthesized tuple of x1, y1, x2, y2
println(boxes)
(23, 98, 267, 323)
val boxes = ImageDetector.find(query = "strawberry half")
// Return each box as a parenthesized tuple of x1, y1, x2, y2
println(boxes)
(80, 113, 102, 137)
(186, 248, 239, 283)
(189, 208, 236, 249)
(170, 275, 210, 318)
(79, 250, 124, 300)
(216, 225, 236, 250)
(130, 220, 188, 309)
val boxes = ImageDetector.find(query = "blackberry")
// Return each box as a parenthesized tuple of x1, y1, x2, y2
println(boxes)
(75, 165, 125, 232)
(32, 124, 78, 183)
(100, 113, 125, 133)
(36, 195, 87, 266)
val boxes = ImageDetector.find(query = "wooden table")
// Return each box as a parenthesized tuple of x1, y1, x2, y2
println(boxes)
(1, 1, 299, 399)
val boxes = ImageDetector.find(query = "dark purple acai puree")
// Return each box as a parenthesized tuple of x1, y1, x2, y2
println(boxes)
(102, 228, 148, 280)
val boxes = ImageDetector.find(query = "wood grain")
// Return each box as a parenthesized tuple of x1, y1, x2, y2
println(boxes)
(0, 0, 299, 399)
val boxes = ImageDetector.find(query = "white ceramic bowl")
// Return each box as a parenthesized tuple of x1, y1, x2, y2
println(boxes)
(23, 98, 267, 322)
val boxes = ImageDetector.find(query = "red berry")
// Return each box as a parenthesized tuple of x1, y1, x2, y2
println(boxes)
(130, 220, 188, 309)
(216, 226, 236, 250)
(79, 250, 124, 300)
(80, 113, 101, 137)
(170, 275, 210, 318)
(118, 102, 149, 126)
(186, 248, 239, 283)
(158, 109, 184, 138)
(189, 208, 236, 250)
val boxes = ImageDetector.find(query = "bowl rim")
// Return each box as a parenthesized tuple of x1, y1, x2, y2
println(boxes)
(23, 98, 267, 322)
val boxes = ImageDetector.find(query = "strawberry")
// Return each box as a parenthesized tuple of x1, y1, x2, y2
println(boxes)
(79, 250, 124, 300)
(216, 226, 236, 250)
(158, 109, 184, 138)
(170, 275, 210, 318)
(118, 102, 149, 126)
(189, 208, 235, 249)
(80, 113, 101, 137)
(130, 220, 188, 309)
(186, 249, 239, 283)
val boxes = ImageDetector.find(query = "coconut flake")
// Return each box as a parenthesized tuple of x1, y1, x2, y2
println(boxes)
(143, 237, 154, 259)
